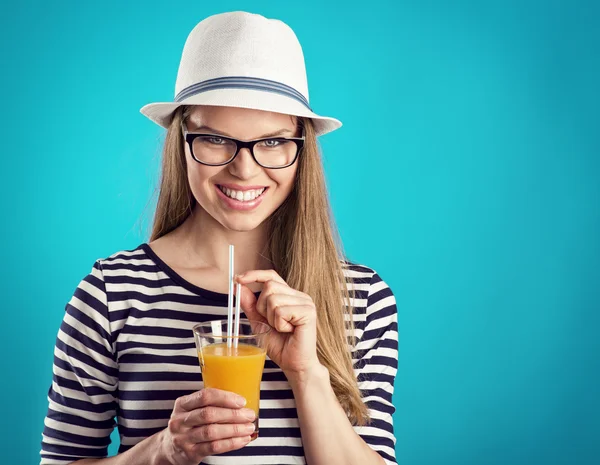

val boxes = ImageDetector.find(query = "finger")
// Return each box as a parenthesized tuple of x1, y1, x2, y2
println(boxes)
(268, 305, 316, 333)
(257, 281, 311, 318)
(236, 269, 286, 286)
(257, 294, 304, 332)
(176, 388, 247, 412)
(190, 435, 253, 458)
(182, 407, 256, 427)
(260, 280, 308, 299)
(235, 282, 268, 324)
(187, 422, 256, 443)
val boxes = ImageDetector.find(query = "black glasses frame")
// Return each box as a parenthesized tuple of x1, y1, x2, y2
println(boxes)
(181, 122, 305, 169)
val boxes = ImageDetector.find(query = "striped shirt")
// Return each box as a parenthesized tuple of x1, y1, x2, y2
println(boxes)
(40, 244, 398, 464)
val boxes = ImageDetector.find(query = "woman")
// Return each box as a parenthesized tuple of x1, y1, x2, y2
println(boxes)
(40, 11, 398, 465)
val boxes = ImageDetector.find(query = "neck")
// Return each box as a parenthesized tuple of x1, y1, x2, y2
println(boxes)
(174, 203, 273, 274)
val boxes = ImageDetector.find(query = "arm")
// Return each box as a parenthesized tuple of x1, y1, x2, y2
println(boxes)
(40, 261, 119, 464)
(235, 269, 399, 465)
(71, 435, 165, 465)
(288, 272, 398, 465)
(287, 367, 386, 465)
(73, 388, 255, 465)
(41, 262, 254, 465)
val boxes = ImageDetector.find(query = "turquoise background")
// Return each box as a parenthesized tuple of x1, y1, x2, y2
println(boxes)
(1, 1, 598, 464)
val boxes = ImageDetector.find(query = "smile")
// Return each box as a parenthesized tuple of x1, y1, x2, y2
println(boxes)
(217, 185, 267, 202)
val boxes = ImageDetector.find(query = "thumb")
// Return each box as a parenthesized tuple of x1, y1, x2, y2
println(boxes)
(235, 282, 267, 324)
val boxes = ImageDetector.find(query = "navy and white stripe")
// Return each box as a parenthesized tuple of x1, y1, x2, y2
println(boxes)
(175, 76, 312, 111)
(40, 244, 398, 464)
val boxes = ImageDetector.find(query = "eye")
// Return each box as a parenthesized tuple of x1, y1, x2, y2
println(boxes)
(207, 136, 227, 145)
(262, 139, 282, 147)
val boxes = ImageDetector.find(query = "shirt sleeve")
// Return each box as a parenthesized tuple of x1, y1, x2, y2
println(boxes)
(353, 271, 399, 465)
(40, 260, 118, 465)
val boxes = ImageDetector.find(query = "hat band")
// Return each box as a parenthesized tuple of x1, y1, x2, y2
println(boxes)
(174, 76, 312, 111)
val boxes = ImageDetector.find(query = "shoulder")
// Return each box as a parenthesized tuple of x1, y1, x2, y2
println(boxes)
(341, 260, 376, 283)
(341, 260, 395, 302)
(96, 244, 150, 269)
(72, 244, 149, 297)
(65, 247, 150, 335)
(82, 244, 156, 299)
(341, 260, 397, 344)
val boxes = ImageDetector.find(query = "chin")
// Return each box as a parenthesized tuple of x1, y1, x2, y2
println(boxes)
(220, 215, 268, 232)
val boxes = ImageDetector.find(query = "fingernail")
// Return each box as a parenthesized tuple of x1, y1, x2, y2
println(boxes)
(242, 409, 256, 421)
(236, 396, 247, 407)
(245, 423, 256, 433)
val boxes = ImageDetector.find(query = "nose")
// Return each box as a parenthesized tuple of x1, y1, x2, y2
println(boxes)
(228, 147, 262, 179)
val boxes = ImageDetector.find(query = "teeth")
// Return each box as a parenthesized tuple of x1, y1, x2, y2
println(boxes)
(219, 186, 265, 202)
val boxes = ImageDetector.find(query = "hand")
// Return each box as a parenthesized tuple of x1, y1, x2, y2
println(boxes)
(159, 388, 256, 465)
(235, 270, 321, 379)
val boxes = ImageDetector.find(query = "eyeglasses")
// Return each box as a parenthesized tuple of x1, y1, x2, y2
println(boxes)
(181, 122, 305, 169)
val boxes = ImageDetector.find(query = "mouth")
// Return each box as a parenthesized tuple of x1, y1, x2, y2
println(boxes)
(215, 184, 269, 211)
(216, 185, 268, 202)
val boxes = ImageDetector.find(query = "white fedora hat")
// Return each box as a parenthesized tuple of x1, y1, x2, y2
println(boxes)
(140, 11, 342, 136)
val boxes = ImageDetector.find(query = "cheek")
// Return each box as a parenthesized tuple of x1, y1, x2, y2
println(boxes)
(186, 160, 220, 203)
(271, 165, 298, 194)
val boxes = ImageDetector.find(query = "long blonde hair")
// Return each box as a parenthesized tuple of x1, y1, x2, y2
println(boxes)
(150, 106, 369, 425)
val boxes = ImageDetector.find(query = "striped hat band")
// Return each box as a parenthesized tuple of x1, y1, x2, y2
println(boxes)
(175, 76, 312, 111)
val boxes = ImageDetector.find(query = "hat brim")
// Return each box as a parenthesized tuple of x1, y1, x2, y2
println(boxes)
(140, 88, 342, 137)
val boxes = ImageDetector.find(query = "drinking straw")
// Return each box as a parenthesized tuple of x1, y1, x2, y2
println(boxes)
(227, 244, 234, 349)
(234, 282, 241, 349)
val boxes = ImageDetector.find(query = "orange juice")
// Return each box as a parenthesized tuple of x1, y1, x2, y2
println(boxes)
(198, 342, 266, 416)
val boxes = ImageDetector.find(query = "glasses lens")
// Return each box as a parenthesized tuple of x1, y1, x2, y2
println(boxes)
(192, 136, 237, 165)
(254, 139, 298, 168)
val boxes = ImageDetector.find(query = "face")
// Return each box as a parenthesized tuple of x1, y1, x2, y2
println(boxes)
(184, 105, 300, 232)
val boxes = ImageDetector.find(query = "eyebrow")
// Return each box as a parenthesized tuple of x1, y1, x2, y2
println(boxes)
(189, 124, 295, 139)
